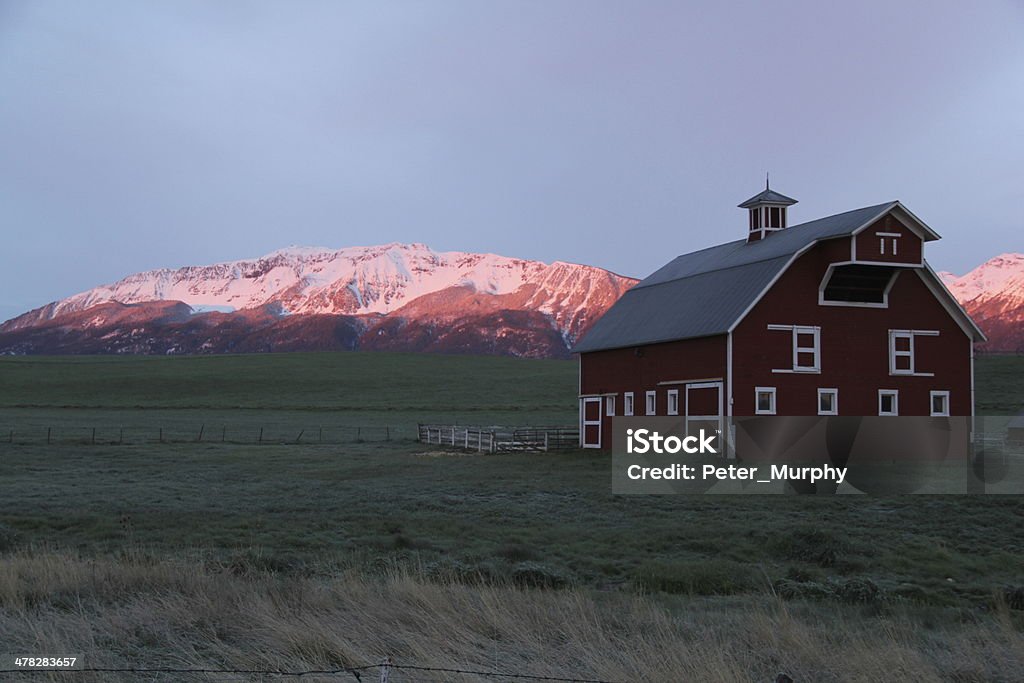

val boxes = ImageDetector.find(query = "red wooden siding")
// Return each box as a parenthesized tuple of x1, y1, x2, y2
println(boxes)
(854, 215, 923, 264)
(579, 335, 727, 446)
(731, 240, 971, 417)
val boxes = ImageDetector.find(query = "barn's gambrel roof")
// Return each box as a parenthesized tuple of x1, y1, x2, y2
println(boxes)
(573, 201, 983, 353)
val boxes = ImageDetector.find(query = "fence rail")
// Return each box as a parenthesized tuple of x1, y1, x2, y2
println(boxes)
(418, 423, 580, 453)
(0, 424, 401, 446)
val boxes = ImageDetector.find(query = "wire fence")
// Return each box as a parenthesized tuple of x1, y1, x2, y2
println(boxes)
(0, 659, 626, 682)
(0, 423, 408, 446)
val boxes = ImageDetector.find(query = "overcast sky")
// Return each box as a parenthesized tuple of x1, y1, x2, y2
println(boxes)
(1, 1, 1022, 320)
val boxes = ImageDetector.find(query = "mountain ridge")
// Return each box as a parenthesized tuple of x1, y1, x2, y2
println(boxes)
(3, 247, 1022, 357)
(0, 243, 638, 358)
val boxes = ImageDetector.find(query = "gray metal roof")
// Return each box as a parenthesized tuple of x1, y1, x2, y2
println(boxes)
(572, 202, 896, 353)
(738, 188, 798, 208)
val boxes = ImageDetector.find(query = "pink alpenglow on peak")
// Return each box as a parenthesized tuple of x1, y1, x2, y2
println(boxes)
(940, 253, 1024, 353)
(0, 243, 638, 358)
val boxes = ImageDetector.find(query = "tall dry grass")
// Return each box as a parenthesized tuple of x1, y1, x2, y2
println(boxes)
(0, 551, 1022, 682)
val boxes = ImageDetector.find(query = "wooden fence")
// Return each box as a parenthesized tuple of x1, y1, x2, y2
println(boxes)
(417, 424, 580, 453)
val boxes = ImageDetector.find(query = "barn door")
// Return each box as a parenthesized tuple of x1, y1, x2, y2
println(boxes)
(685, 382, 724, 456)
(581, 397, 602, 449)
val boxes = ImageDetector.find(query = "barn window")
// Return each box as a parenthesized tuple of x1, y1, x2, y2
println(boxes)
(624, 392, 634, 416)
(768, 206, 781, 228)
(878, 390, 899, 416)
(667, 389, 679, 416)
(817, 388, 838, 416)
(821, 265, 896, 306)
(794, 327, 820, 371)
(888, 329, 939, 376)
(645, 391, 657, 416)
(930, 391, 950, 417)
(768, 324, 820, 373)
(755, 387, 776, 415)
(750, 208, 761, 230)
(606, 395, 615, 417)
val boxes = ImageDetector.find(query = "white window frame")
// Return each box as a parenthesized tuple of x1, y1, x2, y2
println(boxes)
(755, 387, 777, 415)
(667, 389, 679, 416)
(817, 388, 838, 416)
(605, 395, 615, 417)
(624, 392, 634, 417)
(878, 389, 899, 416)
(930, 390, 950, 417)
(768, 324, 821, 373)
(888, 329, 938, 377)
(876, 231, 901, 256)
(818, 262, 898, 309)
(645, 390, 656, 416)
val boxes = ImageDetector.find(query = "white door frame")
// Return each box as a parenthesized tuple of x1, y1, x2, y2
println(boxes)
(685, 381, 725, 455)
(580, 397, 602, 449)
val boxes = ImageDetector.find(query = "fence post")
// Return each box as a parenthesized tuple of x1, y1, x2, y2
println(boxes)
(464, 429, 469, 449)
(544, 432, 549, 452)
(91, 427, 96, 445)
(197, 424, 205, 443)
(47, 427, 51, 445)
(258, 427, 263, 445)
(385, 426, 390, 441)
(159, 427, 163, 443)
(357, 426, 361, 441)
(478, 430, 482, 452)
(296, 429, 304, 444)
(379, 657, 391, 683)
(451, 425, 456, 447)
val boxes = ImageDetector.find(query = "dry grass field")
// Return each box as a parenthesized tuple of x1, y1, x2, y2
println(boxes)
(2, 552, 1023, 682)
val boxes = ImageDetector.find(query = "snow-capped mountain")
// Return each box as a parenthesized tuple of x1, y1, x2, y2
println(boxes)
(940, 253, 1024, 353)
(0, 243, 638, 358)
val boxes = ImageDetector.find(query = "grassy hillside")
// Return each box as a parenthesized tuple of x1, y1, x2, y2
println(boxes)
(0, 352, 577, 411)
(975, 353, 1024, 415)
(0, 352, 579, 443)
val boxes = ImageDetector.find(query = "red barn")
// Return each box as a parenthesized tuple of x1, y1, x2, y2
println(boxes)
(573, 186, 986, 450)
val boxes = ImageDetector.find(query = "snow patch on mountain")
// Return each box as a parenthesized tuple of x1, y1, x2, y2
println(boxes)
(940, 253, 1024, 306)
(38, 243, 544, 319)
(5, 243, 638, 350)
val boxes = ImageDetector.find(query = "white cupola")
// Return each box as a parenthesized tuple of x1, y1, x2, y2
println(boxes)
(739, 177, 797, 242)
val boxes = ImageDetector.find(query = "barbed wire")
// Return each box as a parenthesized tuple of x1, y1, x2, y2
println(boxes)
(389, 664, 620, 682)
(0, 662, 623, 683)
(0, 665, 375, 678)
